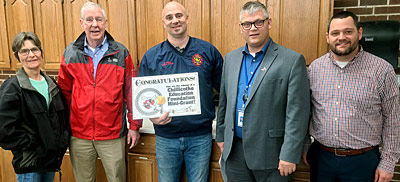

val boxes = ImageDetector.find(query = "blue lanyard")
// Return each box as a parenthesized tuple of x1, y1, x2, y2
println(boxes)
(242, 56, 263, 104)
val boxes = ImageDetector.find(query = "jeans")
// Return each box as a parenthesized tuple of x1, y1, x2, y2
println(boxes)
(156, 133, 212, 182)
(16, 172, 55, 182)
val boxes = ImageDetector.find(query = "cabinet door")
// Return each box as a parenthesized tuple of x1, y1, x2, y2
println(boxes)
(33, 0, 66, 70)
(135, 0, 166, 63)
(64, 0, 90, 47)
(211, 0, 252, 56)
(0, 148, 16, 182)
(128, 153, 158, 182)
(209, 162, 224, 182)
(6, 0, 35, 69)
(278, 0, 331, 65)
(0, 0, 10, 69)
(180, 0, 211, 43)
(55, 154, 75, 182)
(291, 162, 311, 182)
(98, 0, 139, 69)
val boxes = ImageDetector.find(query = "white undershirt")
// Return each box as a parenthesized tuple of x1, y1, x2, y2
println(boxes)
(336, 61, 348, 68)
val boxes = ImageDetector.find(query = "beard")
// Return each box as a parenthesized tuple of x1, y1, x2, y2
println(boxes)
(330, 40, 359, 56)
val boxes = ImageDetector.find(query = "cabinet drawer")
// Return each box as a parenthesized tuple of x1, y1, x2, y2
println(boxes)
(130, 133, 156, 154)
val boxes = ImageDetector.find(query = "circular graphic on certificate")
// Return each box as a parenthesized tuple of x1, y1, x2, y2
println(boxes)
(135, 88, 163, 116)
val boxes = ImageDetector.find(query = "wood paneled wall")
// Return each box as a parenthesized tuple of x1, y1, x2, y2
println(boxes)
(0, 0, 332, 71)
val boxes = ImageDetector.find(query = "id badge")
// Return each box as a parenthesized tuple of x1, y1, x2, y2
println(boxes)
(237, 109, 244, 127)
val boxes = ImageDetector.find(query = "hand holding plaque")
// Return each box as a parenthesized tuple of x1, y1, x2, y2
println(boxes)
(132, 72, 201, 119)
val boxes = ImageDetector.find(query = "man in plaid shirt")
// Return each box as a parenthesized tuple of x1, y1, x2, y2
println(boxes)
(303, 11, 400, 182)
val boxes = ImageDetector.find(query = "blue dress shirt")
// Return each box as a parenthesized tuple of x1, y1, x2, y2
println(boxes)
(235, 38, 271, 138)
(84, 36, 109, 80)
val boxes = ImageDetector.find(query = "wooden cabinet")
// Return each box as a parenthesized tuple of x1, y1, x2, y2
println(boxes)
(4, 0, 66, 70)
(100, 0, 139, 69)
(128, 153, 158, 182)
(210, 0, 248, 57)
(209, 142, 224, 182)
(212, 0, 332, 65)
(54, 152, 107, 182)
(33, 0, 66, 70)
(209, 162, 224, 182)
(135, 0, 166, 65)
(127, 134, 223, 182)
(134, 0, 212, 65)
(0, 148, 16, 182)
(2, 141, 400, 181)
(63, 0, 89, 48)
(0, 0, 332, 71)
(5, 0, 35, 69)
(291, 162, 311, 182)
(0, 148, 107, 182)
(128, 133, 158, 182)
(274, 0, 332, 65)
(35, 0, 64, 69)
(0, 0, 10, 69)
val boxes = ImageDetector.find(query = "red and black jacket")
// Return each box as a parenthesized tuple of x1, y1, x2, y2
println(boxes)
(58, 31, 141, 140)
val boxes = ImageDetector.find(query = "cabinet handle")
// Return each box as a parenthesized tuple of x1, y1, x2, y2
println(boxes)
(139, 156, 148, 160)
(141, 143, 145, 145)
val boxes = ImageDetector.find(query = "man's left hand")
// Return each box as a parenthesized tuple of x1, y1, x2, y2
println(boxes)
(374, 169, 393, 182)
(278, 160, 296, 176)
(127, 129, 140, 149)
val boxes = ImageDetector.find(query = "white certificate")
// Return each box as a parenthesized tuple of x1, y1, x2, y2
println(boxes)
(132, 72, 201, 119)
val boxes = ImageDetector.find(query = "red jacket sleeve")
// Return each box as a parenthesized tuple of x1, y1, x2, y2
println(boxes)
(57, 56, 73, 107)
(124, 53, 143, 131)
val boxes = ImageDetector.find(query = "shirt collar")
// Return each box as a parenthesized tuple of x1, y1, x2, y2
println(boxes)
(84, 36, 108, 49)
(167, 36, 190, 53)
(242, 38, 271, 56)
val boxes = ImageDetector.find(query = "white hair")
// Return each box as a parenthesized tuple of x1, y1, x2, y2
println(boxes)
(81, 2, 106, 19)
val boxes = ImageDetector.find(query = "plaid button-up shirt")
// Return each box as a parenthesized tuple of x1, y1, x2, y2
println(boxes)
(308, 47, 400, 172)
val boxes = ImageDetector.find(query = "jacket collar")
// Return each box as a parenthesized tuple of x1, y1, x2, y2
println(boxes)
(16, 68, 58, 97)
(73, 31, 119, 54)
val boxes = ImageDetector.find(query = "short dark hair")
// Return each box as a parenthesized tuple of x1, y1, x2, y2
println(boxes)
(12, 32, 42, 62)
(327, 11, 360, 32)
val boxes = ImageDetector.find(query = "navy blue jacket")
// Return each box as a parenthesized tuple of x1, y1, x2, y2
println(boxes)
(139, 37, 223, 138)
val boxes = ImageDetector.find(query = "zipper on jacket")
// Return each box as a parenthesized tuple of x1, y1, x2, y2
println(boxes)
(89, 50, 120, 141)
(92, 81, 95, 140)
(89, 55, 96, 141)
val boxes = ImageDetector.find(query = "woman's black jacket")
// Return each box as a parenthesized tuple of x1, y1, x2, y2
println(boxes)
(0, 68, 71, 174)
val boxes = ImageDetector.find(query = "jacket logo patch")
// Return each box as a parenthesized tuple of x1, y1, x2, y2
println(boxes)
(192, 54, 203, 67)
(107, 58, 118, 63)
(162, 61, 174, 66)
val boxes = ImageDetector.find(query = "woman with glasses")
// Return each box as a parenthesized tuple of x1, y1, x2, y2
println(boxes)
(0, 32, 70, 182)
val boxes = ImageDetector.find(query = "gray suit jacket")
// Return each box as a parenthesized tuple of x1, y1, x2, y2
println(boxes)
(216, 40, 310, 170)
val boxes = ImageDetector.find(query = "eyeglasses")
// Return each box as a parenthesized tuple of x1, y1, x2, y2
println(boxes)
(240, 18, 268, 30)
(18, 47, 40, 56)
(82, 17, 106, 25)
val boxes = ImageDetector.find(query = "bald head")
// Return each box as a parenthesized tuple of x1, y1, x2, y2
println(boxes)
(162, 1, 187, 18)
(161, 1, 189, 39)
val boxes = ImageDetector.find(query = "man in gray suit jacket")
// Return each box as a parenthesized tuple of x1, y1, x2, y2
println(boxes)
(215, 1, 310, 181)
